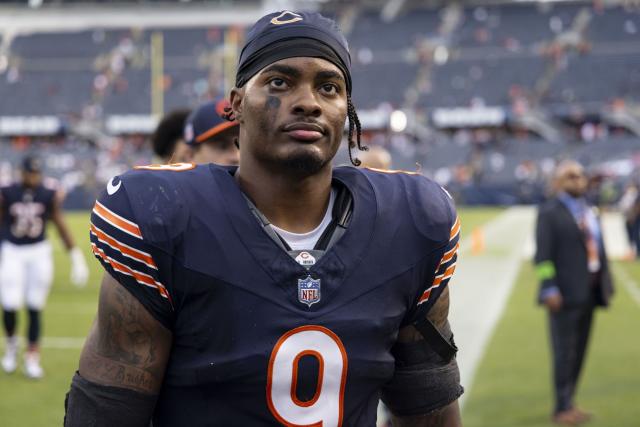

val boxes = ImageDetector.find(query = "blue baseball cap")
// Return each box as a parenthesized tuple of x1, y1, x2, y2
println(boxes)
(183, 98, 238, 146)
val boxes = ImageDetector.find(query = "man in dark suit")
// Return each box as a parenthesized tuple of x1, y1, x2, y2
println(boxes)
(535, 160, 614, 426)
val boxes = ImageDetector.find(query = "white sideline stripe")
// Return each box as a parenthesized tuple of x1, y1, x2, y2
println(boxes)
(0, 337, 85, 349)
(378, 208, 527, 426)
(450, 206, 536, 408)
(612, 264, 640, 307)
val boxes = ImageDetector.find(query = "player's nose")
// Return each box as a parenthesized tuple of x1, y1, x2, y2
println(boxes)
(290, 84, 322, 118)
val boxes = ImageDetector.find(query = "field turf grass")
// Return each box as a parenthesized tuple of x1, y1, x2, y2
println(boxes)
(0, 213, 99, 426)
(463, 261, 640, 427)
(456, 207, 504, 236)
(9, 207, 639, 426)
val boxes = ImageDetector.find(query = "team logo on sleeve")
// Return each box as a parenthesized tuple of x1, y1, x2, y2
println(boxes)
(298, 275, 321, 307)
(107, 177, 122, 195)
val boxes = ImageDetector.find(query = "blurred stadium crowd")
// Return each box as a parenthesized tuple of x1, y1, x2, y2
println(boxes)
(0, 0, 639, 207)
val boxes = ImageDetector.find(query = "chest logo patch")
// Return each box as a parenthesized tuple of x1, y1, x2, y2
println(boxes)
(298, 275, 321, 307)
(295, 251, 316, 267)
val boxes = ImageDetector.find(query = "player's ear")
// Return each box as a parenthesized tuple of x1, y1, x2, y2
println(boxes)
(230, 87, 244, 124)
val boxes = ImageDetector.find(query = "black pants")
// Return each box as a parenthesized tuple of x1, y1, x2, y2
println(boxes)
(548, 304, 594, 414)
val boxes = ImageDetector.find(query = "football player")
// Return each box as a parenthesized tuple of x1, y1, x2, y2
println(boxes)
(181, 98, 240, 165)
(65, 11, 463, 427)
(0, 156, 89, 378)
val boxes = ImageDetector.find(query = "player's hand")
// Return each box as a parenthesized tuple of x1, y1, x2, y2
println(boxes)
(543, 292, 563, 313)
(70, 247, 89, 287)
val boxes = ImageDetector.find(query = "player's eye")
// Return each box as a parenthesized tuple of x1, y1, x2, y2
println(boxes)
(320, 83, 339, 95)
(269, 78, 288, 90)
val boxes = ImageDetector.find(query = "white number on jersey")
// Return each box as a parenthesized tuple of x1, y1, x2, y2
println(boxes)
(9, 202, 45, 238)
(267, 325, 348, 427)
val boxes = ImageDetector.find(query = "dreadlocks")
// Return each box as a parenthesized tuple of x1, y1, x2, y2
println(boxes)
(346, 94, 367, 167)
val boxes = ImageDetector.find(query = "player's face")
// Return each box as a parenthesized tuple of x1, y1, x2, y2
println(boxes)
(560, 166, 587, 197)
(231, 57, 348, 176)
(191, 133, 240, 166)
(22, 171, 42, 188)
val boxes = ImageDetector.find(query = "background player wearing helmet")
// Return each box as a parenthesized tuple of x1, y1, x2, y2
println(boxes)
(0, 156, 89, 379)
(65, 11, 462, 427)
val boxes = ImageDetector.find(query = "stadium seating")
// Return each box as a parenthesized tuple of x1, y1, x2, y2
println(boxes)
(1, 4, 638, 114)
(1, 2, 639, 206)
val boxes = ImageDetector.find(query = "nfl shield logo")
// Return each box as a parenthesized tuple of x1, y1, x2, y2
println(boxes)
(298, 275, 321, 307)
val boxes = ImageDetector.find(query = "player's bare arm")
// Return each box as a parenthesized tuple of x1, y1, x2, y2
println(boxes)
(50, 190, 89, 286)
(79, 273, 172, 393)
(390, 288, 463, 427)
(65, 274, 172, 426)
(50, 190, 75, 251)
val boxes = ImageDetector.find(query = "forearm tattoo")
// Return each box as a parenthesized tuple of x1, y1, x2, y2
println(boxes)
(427, 286, 450, 330)
(80, 280, 170, 394)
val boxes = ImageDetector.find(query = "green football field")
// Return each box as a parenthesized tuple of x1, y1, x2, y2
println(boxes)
(463, 261, 640, 427)
(0, 208, 638, 426)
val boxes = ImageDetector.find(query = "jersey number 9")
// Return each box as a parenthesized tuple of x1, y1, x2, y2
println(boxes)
(267, 325, 348, 427)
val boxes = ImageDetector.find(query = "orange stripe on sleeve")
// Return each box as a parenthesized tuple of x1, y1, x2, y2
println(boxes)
(93, 201, 142, 239)
(91, 243, 169, 300)
(90, 224, 157, 269)
(433, 263, 457, 286)
(441, 243, 459, 264)
(450, 216, 461, 240)
(417, 289, 432, 305)
(418, 263, 458, 305)
(417, 216, 460, 306)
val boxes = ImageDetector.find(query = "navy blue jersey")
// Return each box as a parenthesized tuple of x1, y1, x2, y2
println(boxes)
(0, 183, 57, 245)
(90, 163, 459, 427)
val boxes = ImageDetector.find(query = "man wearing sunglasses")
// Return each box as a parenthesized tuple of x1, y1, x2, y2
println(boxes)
(534, 160, 614, 425)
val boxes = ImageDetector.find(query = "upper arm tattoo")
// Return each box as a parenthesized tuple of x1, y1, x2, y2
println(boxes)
(397, 287, 451, 344)
(426, 286, 450, 330)
(79, 273, 172, 394)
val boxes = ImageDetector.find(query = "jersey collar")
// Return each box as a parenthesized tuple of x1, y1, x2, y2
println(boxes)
(210, 165, 377, 313)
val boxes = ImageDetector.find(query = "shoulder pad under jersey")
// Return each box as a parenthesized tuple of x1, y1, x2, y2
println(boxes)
(360, 168, 457, 246)
(102, 163, 196, 254)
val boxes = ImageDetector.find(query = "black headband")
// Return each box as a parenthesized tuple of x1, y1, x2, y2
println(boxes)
(235, 38, 352, 94)
(235, 11, 352, 94)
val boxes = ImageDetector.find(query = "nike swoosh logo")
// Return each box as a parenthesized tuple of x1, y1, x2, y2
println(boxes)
(107, 177, 122, 195)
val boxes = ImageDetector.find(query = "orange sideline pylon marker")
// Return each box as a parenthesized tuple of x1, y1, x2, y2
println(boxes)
(471, 227, 485, 255)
